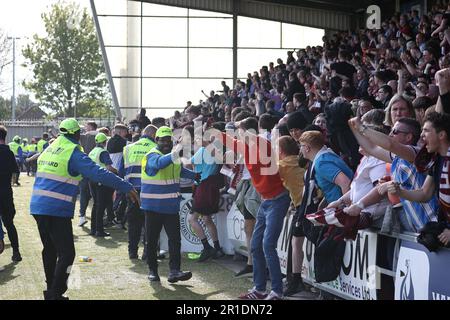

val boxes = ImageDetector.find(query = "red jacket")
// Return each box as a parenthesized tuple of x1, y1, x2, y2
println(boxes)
(221, 133, 285, 199)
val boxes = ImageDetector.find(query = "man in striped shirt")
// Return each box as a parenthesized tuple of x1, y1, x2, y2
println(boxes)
(388, 112, 450, 245)
(350, 117, 438, 232)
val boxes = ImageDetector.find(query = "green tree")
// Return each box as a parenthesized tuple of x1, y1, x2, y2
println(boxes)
(22, 1, 109, 117)
(0, 29, 12, 88)
(0, 96, 11, 120)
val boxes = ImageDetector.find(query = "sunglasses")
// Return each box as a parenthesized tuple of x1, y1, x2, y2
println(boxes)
(390, 128, 410, 135)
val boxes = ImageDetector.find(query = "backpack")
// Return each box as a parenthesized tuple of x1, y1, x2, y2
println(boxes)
(314, 226, 346, 283)
(296, 164, 323, 244)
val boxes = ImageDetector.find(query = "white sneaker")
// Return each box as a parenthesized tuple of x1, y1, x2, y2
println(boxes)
(264, 290, 283, 300)
(78, 216, 87, 227)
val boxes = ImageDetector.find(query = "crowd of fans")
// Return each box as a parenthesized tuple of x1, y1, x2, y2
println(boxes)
(3, 2, 450, 300)
(108, 2, 450, 299)
(147, 2, 450, 298)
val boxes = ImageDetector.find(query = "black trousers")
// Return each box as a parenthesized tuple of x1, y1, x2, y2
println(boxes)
(114, 192, 127, 222)
(33, 215, 75, 297)
(106, 195, 115, 222)
(89, 182, 114, 234)
(127, 199, 145, 254)
(0, 190, 19, 252)
(145, 211, 181, 273)
(79, 177, 91, 217)
(27, 157, 37, 175)
(24, 158, 31, 175)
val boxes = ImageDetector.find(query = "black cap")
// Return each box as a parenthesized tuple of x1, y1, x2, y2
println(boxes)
(287, 111, 307, 131)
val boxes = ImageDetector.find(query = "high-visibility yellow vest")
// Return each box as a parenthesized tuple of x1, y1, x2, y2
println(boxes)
(31, 135, 82, 218)
(8, 141, 20, 156)
(123, 137, 156, 188)
(37, 139, 47, 153)
(89, 146, 107, 168)
(140, 147, 181, 213)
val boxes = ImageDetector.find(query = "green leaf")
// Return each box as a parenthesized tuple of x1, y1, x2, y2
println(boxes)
(22, 1, 109, 117)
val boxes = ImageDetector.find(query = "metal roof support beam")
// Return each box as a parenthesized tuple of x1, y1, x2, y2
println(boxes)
(134, 0, 352, 30)
(232, 0, 238, 88)
(90, 0, 122, 119)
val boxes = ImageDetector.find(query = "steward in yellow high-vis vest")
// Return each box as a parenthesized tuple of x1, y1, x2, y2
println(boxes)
(8, 135, 23, 185)
(8, 135, 21, 156)
(122, 124, 157, 259)
(30, 118, 139, 300)
(37, 133, 49, 153)
(87, 132, 118, 237)
(141, 126, 199, 284)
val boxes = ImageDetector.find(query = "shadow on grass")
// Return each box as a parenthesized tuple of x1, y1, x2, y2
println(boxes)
(95, 237, 120, 249)
(151, 282, 223, 300)
(129, 259, 149, 275)
(103, 228, 129, 244)
(0, 262, 19, 285)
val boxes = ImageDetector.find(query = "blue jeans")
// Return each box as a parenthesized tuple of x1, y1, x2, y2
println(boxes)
(251, 191, 290, 295)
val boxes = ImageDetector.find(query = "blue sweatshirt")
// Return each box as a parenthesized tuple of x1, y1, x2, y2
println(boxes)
(145, 152, 196, 179)
(99, 151, 113, 166)
(16, 146, 23, 164)
(30, 137, 133, 217)
(69, 148, 131, 192)
(143, 149, 196, 213)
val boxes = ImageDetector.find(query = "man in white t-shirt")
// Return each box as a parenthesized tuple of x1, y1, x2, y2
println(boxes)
(328, 135, 389, 228)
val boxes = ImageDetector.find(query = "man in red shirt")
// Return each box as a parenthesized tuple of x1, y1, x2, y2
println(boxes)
(217, 117, 290, 300)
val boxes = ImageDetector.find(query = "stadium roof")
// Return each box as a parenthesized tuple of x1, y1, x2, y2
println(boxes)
(248, 0, 377, 14)
(131, 0, 394, 31)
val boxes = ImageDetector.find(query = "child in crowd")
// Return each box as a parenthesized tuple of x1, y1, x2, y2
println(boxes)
(277, 136, 307, 296)
(278, 136, 305, 209)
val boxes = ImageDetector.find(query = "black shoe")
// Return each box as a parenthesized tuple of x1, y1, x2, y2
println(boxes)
(129, 252, 138, 260)
(148, 270, 160, 282)
(12, 251, 22, 262)
(197, 247, 216, 262)
(43, 290, 52, 300)
(95, 231, 110, 237)
(168, 270, 192, 283)
(213, 248, 225, 259)
(284, 279, 305, 296)
(89, 231, 96, 236)
(43, 290, 69, 300)
(234, 265, 253, 278)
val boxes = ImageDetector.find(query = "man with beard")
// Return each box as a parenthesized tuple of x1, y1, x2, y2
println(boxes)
(141, 126, 199, 283)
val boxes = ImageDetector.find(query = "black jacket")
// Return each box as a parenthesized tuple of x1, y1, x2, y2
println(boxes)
(324, 100, 362, 171)
(0, 144, 19, 190)
(107, 134, 127, 154)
